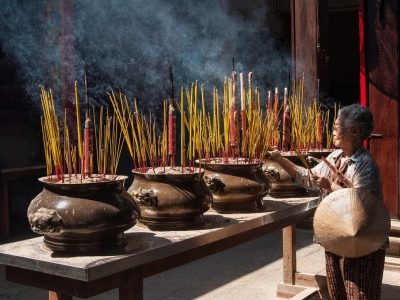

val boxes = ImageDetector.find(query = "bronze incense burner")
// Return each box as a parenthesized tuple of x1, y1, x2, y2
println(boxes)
(263, 154, 315, 198)
(128, 169, 212, 230)
(201, 160, 271, 213)
(28, 175, 140, 253)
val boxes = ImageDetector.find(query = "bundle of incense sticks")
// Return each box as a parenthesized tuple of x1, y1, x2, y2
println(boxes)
(284, 76, 340, 153)
(288, 77, 312, 152)
(92, 106, 124, 176)
(109, 90, 160, 172)
(108, 73, 343, 172)
(176, 81, 204, 170)
(200, 72, 277, 163)
(321, 156, 353, 188)
(41, 87, 63, 179)
(110, 86, 204, 173)
(40, 85, 124, 181)
(324, 102, 340, 150)
(110, 73, 282, 172)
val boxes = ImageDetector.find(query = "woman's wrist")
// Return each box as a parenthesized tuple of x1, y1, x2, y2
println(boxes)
(273, 155, 285, 164)
(329, 181, 341, 192)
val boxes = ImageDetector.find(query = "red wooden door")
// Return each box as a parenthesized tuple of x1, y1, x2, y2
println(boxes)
(360, 0, 399, 218)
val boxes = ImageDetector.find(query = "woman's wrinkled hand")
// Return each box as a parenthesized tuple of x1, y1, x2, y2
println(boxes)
(311, 174, 331, 189)
(265, 147, 282, 161)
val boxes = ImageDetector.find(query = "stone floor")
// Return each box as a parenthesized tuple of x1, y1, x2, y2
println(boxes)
(1, 225, 400, 300)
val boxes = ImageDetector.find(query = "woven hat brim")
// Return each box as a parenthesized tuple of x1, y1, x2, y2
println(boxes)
(313, 188, 390, 258)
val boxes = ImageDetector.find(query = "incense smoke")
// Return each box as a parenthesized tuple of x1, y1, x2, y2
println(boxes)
(0, 0, 290, 115)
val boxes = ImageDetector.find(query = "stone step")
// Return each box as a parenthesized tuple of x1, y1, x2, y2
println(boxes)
(385, 255, 400, 272)
(389, 219, 400, 237)
(289, 288, 319, 300)
(387, 236, 400, 256)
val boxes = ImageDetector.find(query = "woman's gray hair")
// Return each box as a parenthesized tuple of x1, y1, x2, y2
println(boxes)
(338, 104, 374, 140)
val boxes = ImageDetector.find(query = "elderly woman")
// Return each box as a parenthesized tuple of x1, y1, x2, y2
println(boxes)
(268, 104, 386, 300)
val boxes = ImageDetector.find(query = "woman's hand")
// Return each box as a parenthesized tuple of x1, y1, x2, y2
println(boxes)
(264, 147, 297, 178)
(265, 147, 283, 161)
(311, 174, 331, 190)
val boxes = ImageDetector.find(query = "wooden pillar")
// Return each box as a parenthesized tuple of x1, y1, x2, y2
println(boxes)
(119, 266, 144, 300)
(290, 0, 319, 104)
(0, 176, 9, 241)
(49, 291, 72, 300)
(316, 0, 329, 98)
(282, 225, 296, 284)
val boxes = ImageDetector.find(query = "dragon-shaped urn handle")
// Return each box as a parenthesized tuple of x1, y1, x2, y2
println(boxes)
(204, 174, 226, 194)
(131, 187, 159, 207)
(28, 207, 63, 234)
(263, 166, 280, 182)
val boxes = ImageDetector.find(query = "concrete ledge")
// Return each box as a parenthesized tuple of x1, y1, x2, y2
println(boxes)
(290, 287, 319, 300)
(389, 220, 400, 237)
(387, 236, 400, 256)
(276, 273, 329, 299)
(385, 255, 400, 272)
(277, 283, 310, 299)
(277, 283, 325, 299)
(387, 220, 400, 257)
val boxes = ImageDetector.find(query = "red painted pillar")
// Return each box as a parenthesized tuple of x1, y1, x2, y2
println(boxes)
(359, 0, 367, 107)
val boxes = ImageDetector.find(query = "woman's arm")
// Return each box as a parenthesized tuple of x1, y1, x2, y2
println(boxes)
(268, 150, 298, 178)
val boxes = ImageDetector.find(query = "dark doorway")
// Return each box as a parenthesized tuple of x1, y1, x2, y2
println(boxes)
(328, 8, 359, 106)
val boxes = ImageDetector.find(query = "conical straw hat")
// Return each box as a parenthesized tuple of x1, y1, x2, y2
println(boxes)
(313, 188, 390, 258)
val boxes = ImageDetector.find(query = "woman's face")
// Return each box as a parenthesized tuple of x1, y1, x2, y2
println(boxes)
(332, 117, 353, 149)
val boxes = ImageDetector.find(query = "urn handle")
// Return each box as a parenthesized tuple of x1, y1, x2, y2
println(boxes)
(131, 187, 159, 207)
(263, 166, 280, 182)
(204, 174, 226, 194)
(28, 207, 63, 234)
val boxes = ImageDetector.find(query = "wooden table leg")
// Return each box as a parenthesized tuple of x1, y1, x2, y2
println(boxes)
(49, 291, 72, 300)
(282, 225, 296, 285)
(119, 266, 143, 300)
(1, 178, 9, 242)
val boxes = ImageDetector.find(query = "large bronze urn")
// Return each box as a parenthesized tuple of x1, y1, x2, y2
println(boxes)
(201, 159, 271, 213)
(128, 168, 212, 230)
(27, 175, 140, 253)
(263, 154, 314, 198)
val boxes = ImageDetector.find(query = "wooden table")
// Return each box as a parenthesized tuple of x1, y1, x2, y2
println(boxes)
(0, 197, 318, 300)
(0, 165, 47, 241)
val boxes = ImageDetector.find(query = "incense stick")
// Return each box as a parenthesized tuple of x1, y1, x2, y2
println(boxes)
(321, 156, 353, 188)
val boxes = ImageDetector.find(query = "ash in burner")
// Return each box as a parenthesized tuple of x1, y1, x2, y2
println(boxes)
(202, 157, 263, 164)
(39, 174, 126, 184)
(144, 166, 201, 174)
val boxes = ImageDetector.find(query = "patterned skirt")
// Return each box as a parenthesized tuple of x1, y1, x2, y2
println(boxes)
(325, 249, 386, 300)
